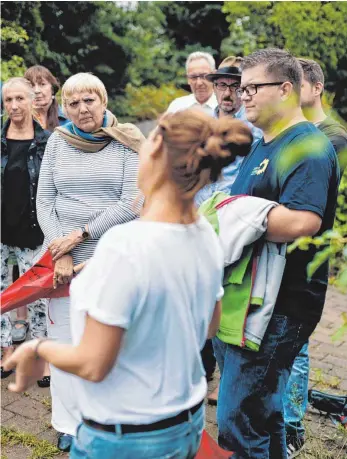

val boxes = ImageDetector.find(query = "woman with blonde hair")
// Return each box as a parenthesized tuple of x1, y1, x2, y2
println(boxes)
(4, 109, 253, 458)
(9, 72, 144, 451)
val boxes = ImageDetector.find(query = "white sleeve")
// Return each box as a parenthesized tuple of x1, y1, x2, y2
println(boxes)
(70, 232, 141, 329)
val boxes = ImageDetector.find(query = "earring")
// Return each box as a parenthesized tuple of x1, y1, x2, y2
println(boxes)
(52, 95, 55, 100)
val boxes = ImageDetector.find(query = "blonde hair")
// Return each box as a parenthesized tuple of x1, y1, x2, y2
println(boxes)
(157, 109, 253, 199)
(2, 77, 35, 99)
(61, 73, 108, 108)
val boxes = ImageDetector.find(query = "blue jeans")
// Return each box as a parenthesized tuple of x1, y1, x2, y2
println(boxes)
(284, 342, 309, 440)
(70, 405, 204, 459)
(213, 314, 315, 459)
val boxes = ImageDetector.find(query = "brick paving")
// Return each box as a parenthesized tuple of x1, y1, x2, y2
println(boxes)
(1, 287, 346, 458)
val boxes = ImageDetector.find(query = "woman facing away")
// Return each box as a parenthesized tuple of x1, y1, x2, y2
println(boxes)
(3, 109, 253, 459)
(24, 72, 145, 452)
(24, 65, 69, 131)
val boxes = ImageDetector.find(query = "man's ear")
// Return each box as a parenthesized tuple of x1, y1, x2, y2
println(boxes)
(280, 81, 294, 101)
(314, 82, 324, 98)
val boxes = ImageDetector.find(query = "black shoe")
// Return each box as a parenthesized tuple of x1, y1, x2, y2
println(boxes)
(57, 433, 73, 452)
(37, 376, 51, 388)
(1, 366, 13, 379)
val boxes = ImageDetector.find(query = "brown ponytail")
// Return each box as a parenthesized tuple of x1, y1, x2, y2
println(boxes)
(158, 109, 253, 199)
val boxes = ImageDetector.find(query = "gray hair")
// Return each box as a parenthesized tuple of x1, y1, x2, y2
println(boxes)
(2, 77, 35, 99)
(185, 52, 216, 73)
(241, 48, 303, 96)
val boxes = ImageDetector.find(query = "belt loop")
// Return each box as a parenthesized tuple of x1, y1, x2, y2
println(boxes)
(115, 424, 122, 437)
(188, 410, 193, 424)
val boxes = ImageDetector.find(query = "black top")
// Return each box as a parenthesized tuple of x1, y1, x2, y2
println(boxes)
(231, 122, 340, 326)
(318, 117, 347, 171)
(1, 139, 42, 249)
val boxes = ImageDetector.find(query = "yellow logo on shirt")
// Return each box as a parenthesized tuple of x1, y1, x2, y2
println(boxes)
(251, 159, 269, 176)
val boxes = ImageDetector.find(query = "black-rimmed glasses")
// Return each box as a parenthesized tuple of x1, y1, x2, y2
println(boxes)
(213, 82, 240, 92)
(236, 82, 284, 97)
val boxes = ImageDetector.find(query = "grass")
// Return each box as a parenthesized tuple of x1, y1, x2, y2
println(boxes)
(1, 427, 61, 459)
(311, 368, 341, 389)
(297, 416, 347, 459)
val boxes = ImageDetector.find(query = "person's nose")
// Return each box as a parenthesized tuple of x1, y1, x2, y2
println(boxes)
(241, 90, 250, 103)
(196, 76, 206, 86)
(33, 83, 41, 94)
(11, 100, 19, 111)
(79, 102, 89, 114)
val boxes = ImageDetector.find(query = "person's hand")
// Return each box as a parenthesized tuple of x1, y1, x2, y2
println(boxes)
(53, 254, 74, 289)
(2, 340, 45, 393)
(49, 230, 83, 261)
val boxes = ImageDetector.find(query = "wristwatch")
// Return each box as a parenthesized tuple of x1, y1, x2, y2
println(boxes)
(80, 226, 90, 241)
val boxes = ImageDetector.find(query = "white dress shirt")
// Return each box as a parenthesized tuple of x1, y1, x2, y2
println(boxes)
(167, 93, 218, 117)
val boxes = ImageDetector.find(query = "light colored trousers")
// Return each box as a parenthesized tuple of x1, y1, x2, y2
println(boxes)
(1, 243, 47, 348)
(48, 297, 81, 436)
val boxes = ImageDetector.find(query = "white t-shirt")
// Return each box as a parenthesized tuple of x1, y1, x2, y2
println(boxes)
(167, 93, 218, 117)
(69, 217, 224, 424)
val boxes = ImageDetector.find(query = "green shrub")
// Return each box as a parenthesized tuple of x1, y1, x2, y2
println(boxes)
(109, 83, 188, 122)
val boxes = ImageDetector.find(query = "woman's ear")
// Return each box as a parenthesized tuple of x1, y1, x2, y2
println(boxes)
(149, 133, 165, 159)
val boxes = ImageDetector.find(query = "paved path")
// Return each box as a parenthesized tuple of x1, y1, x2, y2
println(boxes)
(1, 287, 346, 458)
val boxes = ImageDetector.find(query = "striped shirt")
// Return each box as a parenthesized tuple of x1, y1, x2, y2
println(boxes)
(37, 132, 142, 265)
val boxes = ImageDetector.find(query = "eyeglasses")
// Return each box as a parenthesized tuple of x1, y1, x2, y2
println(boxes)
(213, 82, 240, 92)
(236, 82, 284, 97)
(186, 73, 208, 81)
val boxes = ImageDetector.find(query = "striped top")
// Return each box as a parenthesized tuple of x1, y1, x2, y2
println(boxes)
(37, 132, 142, 265)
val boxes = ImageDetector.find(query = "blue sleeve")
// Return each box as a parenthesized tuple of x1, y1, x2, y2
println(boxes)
(278, 147, 332, 218)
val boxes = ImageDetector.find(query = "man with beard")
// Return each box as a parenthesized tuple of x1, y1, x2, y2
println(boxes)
(195, 56, 262, 206)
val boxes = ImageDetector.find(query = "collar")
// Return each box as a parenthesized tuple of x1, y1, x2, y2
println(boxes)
(191, 92, 217, 109)
(1, 118, 47, 150)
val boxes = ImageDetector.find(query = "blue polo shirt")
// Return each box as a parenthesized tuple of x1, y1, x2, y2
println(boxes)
(231, 121, 340, 325)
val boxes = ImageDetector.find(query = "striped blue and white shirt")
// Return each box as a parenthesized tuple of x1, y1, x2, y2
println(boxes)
(37, 132, 142, 265)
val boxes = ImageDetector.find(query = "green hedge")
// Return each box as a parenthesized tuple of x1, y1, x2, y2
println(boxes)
(109, 83, 188, 122)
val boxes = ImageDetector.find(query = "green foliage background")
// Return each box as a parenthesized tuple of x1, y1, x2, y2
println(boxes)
(2, 1, 346, 122)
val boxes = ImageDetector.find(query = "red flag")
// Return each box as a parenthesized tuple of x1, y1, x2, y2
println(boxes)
(196, 431, 233, 458)
(1, 251, 70, 314)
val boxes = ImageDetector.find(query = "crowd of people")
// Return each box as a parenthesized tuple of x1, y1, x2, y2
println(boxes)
(1, 47, 346, 459)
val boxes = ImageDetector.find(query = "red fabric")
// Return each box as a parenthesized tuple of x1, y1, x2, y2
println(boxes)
(196, 430, 232, 458)
(1, 251, 69, 313)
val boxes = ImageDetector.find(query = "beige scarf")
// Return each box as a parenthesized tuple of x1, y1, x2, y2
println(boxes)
(55, 110, 145, 153)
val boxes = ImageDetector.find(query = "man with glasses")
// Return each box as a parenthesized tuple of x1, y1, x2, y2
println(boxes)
(167, 52, 217, 116)
(196, 57, 263, 206)
(214, 48, 340, 459)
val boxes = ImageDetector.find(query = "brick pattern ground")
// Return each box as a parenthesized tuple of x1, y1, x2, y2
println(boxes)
(1, 287, 346, 458)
